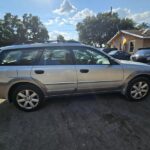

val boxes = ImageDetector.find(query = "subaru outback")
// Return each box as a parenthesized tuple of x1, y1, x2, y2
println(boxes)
(0, 41, 150, 111)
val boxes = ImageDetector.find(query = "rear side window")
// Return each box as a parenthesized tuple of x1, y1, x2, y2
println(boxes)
(39, 48, 73, 65)
(0, 49, 39, 66)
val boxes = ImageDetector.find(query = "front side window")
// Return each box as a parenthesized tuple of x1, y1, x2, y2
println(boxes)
(73, 47, 110, 65)
(40, 48, 73, 65)
(0, 49, 39, 66)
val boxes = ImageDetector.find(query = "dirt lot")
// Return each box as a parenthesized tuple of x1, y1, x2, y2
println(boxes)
(0, 93, 150, 150)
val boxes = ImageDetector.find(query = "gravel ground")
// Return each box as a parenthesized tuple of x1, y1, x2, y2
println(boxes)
(0, 93, 150, 150)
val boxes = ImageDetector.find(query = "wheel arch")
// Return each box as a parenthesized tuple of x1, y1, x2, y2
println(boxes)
(122, 73, 150, 94)
(8, 82, 47, 102)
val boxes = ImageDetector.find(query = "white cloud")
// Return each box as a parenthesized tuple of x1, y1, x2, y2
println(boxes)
(45, 8, 95, 27)
(44, 17, 60, 26)
(71, 8, 95, 21)
(112, 8, 131, 18)
(53, 0, 77, 15)
(49, 30, 78, 40)
(113, 8, 150, 23)
(58, 8, 95, 26)
(130, 11, 150, 23)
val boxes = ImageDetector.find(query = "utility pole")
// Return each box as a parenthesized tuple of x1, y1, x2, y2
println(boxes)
(110, 6, 113, 15)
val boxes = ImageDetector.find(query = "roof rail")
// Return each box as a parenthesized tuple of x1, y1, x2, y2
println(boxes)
(45, 40, 81, 44)
(66, 40, 81, 43)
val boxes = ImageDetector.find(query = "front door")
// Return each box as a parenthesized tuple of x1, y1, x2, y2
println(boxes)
(72, 47, 124, 92)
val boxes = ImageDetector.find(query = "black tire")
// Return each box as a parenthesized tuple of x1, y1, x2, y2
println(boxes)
(12, 84, 45, 112)
(126, 77, 150, 101)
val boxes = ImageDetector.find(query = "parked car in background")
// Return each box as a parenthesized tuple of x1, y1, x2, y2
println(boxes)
(0, 42, 150, 111)
(108, 50, 131, 60)
(102, 48, 118, 54)
(131, 49, 150, 63)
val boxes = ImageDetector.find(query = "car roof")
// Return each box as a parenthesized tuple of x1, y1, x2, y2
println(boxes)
(0, 41, 85, 51)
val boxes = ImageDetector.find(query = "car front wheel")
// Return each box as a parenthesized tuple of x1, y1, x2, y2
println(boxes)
(126, 77, 150, 101)
(12, 85, 44, 111)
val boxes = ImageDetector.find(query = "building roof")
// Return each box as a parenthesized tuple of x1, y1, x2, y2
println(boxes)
(108, 29, 150, 44)
(122, 29, 150, 38)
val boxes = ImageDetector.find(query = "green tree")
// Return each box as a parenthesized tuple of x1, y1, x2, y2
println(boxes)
(0, 13, 49, 46)
(136, 22, 150, 29)
(57, 34, 65, 42)
(0, 13, 20, 45)
(21, 14, 49, 43)
(76, 12, 135, 47)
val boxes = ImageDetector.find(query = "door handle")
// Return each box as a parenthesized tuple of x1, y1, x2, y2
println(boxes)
(34, 70, 44, 74)
(80, 69, 89, 73)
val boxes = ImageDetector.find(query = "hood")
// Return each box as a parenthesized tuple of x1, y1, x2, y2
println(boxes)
(115, 60, 150, 82)
(118, 60, 150, 72)
(119, 60, 149, 66)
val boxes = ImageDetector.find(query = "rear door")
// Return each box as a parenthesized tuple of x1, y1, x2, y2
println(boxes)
(71, 46, 124, 92)
(31, 47, 77, 94)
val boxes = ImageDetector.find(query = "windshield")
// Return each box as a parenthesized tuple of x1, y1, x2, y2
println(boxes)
(109, 50, 117, 55)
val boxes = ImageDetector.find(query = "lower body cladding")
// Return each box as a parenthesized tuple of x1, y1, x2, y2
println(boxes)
(0, 81, 124, 100)
(45, 81, 123, 97)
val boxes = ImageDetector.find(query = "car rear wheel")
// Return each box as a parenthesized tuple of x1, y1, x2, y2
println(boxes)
(126, 77, 150, 101)
(12, 85, 44, 111)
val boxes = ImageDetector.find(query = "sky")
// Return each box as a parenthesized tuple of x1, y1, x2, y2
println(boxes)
(0, 0, 150, 40)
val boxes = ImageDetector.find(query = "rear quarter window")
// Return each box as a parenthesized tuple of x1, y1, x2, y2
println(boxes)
(0, 49, 40, 66)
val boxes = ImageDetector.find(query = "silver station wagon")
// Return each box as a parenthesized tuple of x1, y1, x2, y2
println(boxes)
(0, 41, 150, 111)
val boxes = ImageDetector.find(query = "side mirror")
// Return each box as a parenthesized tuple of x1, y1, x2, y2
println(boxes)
(109, 58, 119, 65)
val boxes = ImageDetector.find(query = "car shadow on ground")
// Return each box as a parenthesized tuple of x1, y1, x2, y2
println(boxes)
(0, 93, 150, 150)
